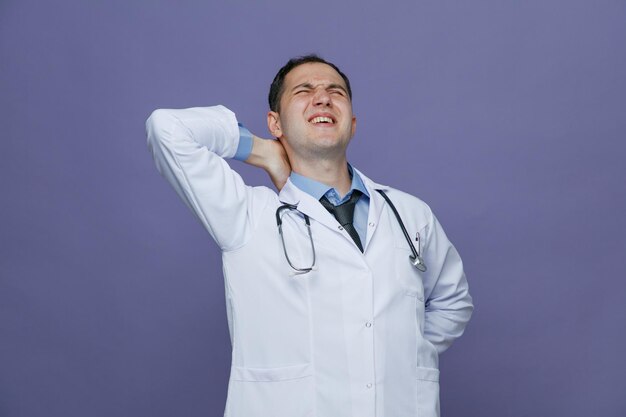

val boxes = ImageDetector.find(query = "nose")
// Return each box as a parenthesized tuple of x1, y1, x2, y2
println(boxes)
(312, 88, 332, 106)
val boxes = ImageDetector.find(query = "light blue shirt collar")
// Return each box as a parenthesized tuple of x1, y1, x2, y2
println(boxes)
(289, 164, 370, 204)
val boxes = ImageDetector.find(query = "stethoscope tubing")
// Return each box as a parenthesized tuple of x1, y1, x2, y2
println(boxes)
(276, 204, 316, 273)
(375, 190, 427, 272)
(275, 189, 427, 273)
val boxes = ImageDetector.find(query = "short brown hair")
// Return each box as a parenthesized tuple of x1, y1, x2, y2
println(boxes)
(268, 54, 352, 112)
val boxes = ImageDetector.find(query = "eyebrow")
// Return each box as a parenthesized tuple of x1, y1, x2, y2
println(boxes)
(292, 82, 348, 94)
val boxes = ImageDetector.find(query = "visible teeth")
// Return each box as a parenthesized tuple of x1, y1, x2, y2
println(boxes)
(311, 116, 334, 124)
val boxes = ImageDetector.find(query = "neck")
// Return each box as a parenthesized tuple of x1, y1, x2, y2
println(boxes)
(291, 157, 352, 197)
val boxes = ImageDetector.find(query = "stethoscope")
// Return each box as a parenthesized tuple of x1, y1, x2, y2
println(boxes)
(275, 189, 427, 274)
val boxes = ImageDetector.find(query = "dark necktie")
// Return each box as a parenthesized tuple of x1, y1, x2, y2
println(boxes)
(320, 190, 364, 252)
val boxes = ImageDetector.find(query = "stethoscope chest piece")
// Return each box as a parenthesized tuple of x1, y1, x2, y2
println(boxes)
(410, 254, 427, 272)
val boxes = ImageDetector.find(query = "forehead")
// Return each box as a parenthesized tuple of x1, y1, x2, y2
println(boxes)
(283, 62, 347, 90)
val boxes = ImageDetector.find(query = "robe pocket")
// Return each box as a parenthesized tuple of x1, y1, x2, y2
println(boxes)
(232, 363, 313, 382)
(227, 363, 315, 417)
(416, 366, 440, 417)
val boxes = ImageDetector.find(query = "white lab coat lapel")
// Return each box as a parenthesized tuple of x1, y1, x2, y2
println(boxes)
(351, 167, 390, 251)
(278, 178, 341, 232)
(279, 170, 391, 253)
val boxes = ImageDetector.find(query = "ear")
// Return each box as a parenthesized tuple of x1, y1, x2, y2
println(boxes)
(267, 111, 282, 138)
(351, 114, 357, 137)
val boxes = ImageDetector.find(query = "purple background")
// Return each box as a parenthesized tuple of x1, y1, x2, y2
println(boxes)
(1, 1, 625, 416)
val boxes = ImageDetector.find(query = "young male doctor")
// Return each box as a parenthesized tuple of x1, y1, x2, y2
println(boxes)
(146, 55, 473, 417)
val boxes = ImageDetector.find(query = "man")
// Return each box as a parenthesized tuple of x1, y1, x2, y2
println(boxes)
(146, 55, 473, 417)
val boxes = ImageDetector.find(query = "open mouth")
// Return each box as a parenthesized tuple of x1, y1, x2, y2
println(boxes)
(308, 116, 335, 124)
